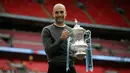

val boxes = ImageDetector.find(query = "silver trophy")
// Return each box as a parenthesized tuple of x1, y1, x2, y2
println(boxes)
(66, 19, 93, 72)
(70, 19, 88, 60)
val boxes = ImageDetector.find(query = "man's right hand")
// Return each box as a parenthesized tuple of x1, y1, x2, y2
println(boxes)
(61, 29, 69, 40)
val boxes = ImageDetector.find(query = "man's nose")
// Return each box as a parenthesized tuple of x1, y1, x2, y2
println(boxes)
(57, 13, 62, 16)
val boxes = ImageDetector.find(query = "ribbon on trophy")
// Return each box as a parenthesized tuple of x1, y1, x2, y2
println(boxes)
(66, 19, 93, 72)
(85, 30, 93, 72)
(66, 36, 71, 71)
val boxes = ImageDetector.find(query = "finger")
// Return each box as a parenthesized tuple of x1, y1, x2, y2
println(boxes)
(63, 29, 69, 33)
(64, 29, 68, 31)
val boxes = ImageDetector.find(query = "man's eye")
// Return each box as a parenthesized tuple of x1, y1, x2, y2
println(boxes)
(60, 11, 64, 14)
(55, 11, 64, 14)
(55, 11, 59, 14)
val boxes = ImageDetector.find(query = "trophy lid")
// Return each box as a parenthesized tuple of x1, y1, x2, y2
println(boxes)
(73, 19, 84, 30)
(74, 19, 80, 27)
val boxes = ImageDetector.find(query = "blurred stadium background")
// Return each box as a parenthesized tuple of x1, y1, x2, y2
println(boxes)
(0, 0, 130, 73)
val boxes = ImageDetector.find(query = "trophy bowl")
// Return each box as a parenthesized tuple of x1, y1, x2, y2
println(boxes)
(71, 41, 88, 60)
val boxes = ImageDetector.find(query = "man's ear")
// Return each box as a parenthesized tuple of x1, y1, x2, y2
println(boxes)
(65, 11, 67, 17)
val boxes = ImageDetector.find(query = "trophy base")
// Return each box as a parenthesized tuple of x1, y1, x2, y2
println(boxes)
(74, 52, 86, 60)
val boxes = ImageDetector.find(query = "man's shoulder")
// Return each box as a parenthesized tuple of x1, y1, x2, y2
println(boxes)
(41, 24, 54, 33)
(65, 25, 71, 28)
(44, 24, 54, 29)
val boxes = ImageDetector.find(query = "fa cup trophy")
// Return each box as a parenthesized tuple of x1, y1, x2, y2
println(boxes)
(66, 19, 93, 72)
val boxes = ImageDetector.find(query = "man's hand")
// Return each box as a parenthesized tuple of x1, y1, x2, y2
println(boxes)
(61, 29, 69, 40)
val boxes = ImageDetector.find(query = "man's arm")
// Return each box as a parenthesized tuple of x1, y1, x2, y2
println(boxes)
(41, 28, 64, 57)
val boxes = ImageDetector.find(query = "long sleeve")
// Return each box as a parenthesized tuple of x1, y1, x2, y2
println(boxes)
(41, 27, 64, 57)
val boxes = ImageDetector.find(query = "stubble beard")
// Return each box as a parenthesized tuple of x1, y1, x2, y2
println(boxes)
(55, 17, 64, 24)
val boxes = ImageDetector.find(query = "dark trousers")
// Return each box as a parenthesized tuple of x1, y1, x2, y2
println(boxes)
(48, 62, 76, 73)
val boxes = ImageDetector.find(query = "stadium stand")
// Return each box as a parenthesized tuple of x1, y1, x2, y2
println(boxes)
(114, 0, 130, 20)
(0, 29, 41, 42)
(25, 61, 48, 72)
(0, 29, 130, 57)
(0, 33, 13, 47)
(92, 38, 130, 57)
(92, 49, 110, 56)
(0, 39, 8, 46)
(0, 29, 43, 50)
(0, 58, 48, 72)
(92, 39, 127, 50)
(0, 59, 9, 70)
(13, 41, 43, 50)
(44, 0, 91, 23)
(0, 0, 130, 73)
(0, 8, 3, 12)
(116, 52, 130, 58)
(0, 0, 48, 18)
(84, 0, 129, 27)
(0, 0, 129, 28)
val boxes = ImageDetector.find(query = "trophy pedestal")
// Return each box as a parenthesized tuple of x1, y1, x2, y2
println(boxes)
(74, 52, 86, 60)
(71, 43, 87, 60)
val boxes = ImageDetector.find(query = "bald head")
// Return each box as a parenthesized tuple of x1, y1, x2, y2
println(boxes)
(52, 3, 67, 25)
(53, 3, 66, 12)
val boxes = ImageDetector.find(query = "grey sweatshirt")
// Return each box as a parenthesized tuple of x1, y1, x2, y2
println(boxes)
(41, 24, 74, 64)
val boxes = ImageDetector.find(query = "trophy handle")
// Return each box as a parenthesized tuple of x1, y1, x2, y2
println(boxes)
(85, 30, 93, 72)
(66, 36, 72, 72)
(84, 31, 89, 43)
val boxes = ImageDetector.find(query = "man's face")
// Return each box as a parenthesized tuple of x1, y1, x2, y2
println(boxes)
(53, 6, 67, 24)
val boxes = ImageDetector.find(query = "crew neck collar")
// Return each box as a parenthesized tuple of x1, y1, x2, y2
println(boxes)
(54, 23, 66, 27)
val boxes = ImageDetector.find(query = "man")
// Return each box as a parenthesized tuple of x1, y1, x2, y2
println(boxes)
(41, 3, 76, 73)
